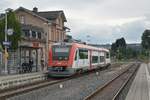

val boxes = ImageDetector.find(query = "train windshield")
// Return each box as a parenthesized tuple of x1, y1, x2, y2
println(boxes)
(52, 46, 71, 60)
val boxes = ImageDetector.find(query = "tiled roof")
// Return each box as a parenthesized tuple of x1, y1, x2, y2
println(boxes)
(15, 7, 49, 22)
(15, 7, 67, 22)
(37, 11, 67, 22)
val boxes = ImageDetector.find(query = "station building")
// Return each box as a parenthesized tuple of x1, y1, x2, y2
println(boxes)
(1, 7, 68, 72)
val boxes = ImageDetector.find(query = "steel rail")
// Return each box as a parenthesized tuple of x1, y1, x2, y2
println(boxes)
(0, 64, 112, 100)
(112, 63, 140, 100)
(84, 63, 139, 100)
(0, 63, 123, 100)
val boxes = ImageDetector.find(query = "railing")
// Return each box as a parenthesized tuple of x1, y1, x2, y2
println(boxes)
(0, 72, 46, 90)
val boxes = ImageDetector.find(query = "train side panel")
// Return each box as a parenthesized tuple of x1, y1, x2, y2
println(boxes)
(72, 48, 90, 72)
(48, 43, 111, 77)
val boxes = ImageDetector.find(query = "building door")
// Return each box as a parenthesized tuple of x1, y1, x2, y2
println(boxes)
(30, 49, 38, 72)
(20, 47, 39, 72)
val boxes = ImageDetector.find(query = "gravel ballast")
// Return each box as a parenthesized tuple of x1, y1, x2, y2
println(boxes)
(8, 63, 132, 100)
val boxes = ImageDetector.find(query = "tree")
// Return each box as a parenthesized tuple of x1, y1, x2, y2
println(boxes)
(0, 10, 22, 50)
(111, 42, 117, 57)
(141, 29, 150, 50)
(111, 37, 127, 59)
(115, 37, 126, 48)
(111, 43, 117, 52)
(0, 44, 3, 51)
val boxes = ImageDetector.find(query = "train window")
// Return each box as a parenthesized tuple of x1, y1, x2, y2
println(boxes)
(55, 48, 69, 52)
(100, 56, 105, 62)
(106, 52, 109, 58)
(79, 49, 88, 59)
(52, 46, 71, 60)
(75, 51, 78, 60)
(92, 56, 98, 63)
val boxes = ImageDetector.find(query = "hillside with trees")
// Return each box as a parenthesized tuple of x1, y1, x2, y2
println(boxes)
(111, 37, 139, 60)
(141, 29, 150, 61)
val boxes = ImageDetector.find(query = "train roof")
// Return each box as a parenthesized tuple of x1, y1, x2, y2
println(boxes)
(53, 42, 109, 52)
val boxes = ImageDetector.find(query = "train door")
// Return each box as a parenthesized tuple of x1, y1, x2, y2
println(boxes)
(99, 51, 105, 66)
(78, 49, 88, 69)
(89, 50, 92, 70)
(73, 49, 79, 68)
(105, 52, 111, 64)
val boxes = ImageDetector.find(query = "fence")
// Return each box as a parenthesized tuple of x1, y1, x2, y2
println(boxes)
(0, 52, 2, 65)
(0, 52, 3, 74)
(7, 50, 19, 74)
(0, 49, 42, 75)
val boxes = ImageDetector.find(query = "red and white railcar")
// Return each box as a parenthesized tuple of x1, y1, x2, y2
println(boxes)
(48, 42, 111, 77)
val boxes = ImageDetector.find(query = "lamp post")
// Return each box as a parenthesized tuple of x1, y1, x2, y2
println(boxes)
(4, 8, 13, 74)
(4, 9, 8, 74)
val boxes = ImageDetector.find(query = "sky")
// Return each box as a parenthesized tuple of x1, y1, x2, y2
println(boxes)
(0, 0, 150, 44)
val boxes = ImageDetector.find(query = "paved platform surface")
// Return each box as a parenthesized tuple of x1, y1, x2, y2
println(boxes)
(0, 71, 47, 89)
(125, 63, 150, 100)
(0, 71, 46, 81)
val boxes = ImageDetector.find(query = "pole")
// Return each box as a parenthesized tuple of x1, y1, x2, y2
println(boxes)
(148, 49, 150, 66)
(43, 22, 51, 71)
(4, 10, 8, 74)
(46, 25, 49, 70)
(46, 23, 51, 70)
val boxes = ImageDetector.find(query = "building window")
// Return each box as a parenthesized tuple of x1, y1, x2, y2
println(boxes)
(59, 31, 62, 41)
(32, 31, 36, 38)
(20, 15, 25, 24)
(23, 29, 30, 37)
(56, 30, 59, 41)
(61, 33, 64, 40)
(37, 32, 41, 39)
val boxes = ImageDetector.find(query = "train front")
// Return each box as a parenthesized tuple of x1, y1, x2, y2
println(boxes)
(48, 43, 75, 77)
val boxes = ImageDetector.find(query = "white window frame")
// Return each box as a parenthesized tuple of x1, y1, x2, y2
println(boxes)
(20, 15, 25, 24)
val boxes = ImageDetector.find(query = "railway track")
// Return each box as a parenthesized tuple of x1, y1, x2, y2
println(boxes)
(0, 63, 131, 100)
(0, 73, 92, 100)
(0, 78, 62, 100)
(0, 64, 120, 100)
(84, 63, 140, 100)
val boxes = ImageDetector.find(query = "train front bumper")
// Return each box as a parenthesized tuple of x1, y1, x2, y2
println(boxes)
(47, 67, 75, 77)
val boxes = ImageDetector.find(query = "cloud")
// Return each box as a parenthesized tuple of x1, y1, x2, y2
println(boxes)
(69, 16, 148, 44)
(0, 0, 12, 12)
(0, 0, 150, 44)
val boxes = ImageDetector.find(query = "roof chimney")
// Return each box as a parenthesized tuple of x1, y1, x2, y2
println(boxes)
(33, 7, 38, 13)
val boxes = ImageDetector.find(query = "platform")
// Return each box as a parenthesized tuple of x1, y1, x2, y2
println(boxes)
(0, 71, 47, 89)
(125, 63, 150, 100)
